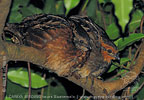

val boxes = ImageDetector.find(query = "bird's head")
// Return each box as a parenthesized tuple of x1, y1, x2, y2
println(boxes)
(100, 38, 119, 63)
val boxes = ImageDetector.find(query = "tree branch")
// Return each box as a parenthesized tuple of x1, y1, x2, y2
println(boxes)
(0, 40, 143, 98)
(0, 0, 11, 35)
(0, 0, 11, 99)
(4, 42, 47, 66)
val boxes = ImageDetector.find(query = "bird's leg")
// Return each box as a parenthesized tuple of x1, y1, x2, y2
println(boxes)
(89, 75, 96, 93)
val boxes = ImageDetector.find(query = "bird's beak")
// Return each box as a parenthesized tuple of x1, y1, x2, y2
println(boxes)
(116, 53, 120, 60)
(114, 53, 120, 63)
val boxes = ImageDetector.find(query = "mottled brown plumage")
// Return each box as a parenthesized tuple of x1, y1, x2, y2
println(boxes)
(3, 14, 119, 78)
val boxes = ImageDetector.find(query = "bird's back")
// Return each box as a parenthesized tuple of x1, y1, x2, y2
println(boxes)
(3, 14, 118, 78)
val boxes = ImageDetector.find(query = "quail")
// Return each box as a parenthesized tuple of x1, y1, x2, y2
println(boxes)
(3, 14, 119, 78)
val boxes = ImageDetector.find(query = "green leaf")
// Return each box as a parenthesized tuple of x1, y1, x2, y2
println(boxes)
(94, 11, 103, 25)
(20, 7, 34, 17)
(120, 57, 130, 65)
(43, 0, 56, 14)
(110, 76, 120, 81)
(64, 0, 80, 15)
(21, 5, 42, 17)
(106, 23, 120, 40)
(87, 0, 97, 17)
(118, 69, 129, 76)
(11, 0, 29, 11)
(8, 11, 23, 23)
(114, 38, 120, 46)
(5, 37, 12, 43)
(99, 0, 105, 3)
(112, 0, 133, 33)
(114, 33, 144, 51)
(8, 69, 48, 89)
(6, 79, 38, 100)
(46, 78, 68, 100)
(130, 82, 139, 93)
(137, 97, 141, 100)
(129, 10, 144, 32)
(8, 0, 29, 22)
(108, 65, 117, 73)
(11, 1, 20, 11)
(136, 77, 144, 99)
(99, 0, 106, 3)
(103, 3, 113, 13)
(28, 5, 42, 15)
(5, 96, 13, 100)
(12, 0, 29, 7)
(108, 57, 131, 73)
(99, 0, 111, 4)
(81, 0, 89, 12)
(56, 0, 64, 14)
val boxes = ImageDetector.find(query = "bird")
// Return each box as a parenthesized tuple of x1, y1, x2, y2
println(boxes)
(3, 14, 119, 78)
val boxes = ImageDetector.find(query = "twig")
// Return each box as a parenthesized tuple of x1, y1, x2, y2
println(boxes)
(81, 0, 89, 13)
(122, 81, 144, 99)
(129, 42, 142, 68)
(28, 62, 31, 100)
(3, 64, 8, 97)
(122, 87, 131, 100)
(107, 70, 127, 81)
(134, 44, 138, 49)
(128, 46, 132, 65)
(40, 73, 46, 100)
(78, 89, 85, 100)
(87, 96, 92, 100)
(140, 16, 144, 33)
(141, 71, 144, 74)
(120, 16, 144, 99)
(129, 16, 144, 67)
(126, 87, 131, 100)
(0, 62, 4, 100)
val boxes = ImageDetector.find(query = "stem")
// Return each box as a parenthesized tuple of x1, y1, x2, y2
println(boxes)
(81, 0, 89, 12)
(28, 62, 31, 100)
(122, 82, 144, 99)
(40, 73, 46, 100)
(140, 16, 144, 33)
(0, 63, 4, 100)
(109, 11, 112, 24)
(98, 1, 107, 30)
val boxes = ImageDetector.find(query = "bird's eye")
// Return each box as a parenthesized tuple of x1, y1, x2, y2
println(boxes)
(80, 40, 84, 43)
(107, 49, 112, 53)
